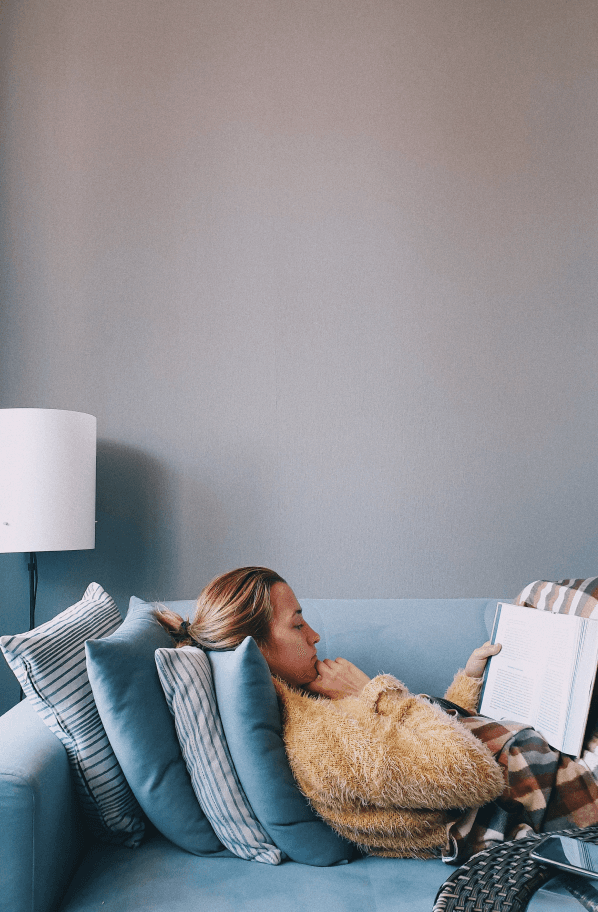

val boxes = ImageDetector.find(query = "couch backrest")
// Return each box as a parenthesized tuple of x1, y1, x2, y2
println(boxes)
(299, 598, 506, 698)
(158, 597, 507, 700)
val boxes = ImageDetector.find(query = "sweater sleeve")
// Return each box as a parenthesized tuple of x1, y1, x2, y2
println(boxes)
(274, 675, 505, 814)
(361, 669, 483, 716)
(444, 670, 484, 714)
(353, 677, 504, 810)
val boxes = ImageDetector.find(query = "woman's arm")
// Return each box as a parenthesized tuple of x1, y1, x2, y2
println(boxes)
(276, 674, 505, 812)
(304, 642, 501, 704)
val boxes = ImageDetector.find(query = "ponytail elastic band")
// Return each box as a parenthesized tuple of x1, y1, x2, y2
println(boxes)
(171, 619, 194, 644)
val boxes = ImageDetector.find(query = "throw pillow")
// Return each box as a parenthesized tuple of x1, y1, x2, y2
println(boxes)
(85, 597, 226, 856)
(208, 636, 357, 865)
(0, 582, 145, 847)
(155, 646, 282, 864)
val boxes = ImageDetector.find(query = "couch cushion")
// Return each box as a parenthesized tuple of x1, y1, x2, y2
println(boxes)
(155, 646, 282, 864)
(0, 582, 145, 847)
(85, 598, 226, 856)
(58, 831, 455, 912)
(209, 637, 356, 866)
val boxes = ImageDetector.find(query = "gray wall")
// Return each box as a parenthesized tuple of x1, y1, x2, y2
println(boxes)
(2, 0, 598, 713)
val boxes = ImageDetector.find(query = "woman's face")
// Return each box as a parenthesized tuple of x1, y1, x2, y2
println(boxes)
(259, 582, 320, 687)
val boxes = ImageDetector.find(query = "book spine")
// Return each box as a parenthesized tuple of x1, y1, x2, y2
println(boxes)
(479, 602, 502, 711)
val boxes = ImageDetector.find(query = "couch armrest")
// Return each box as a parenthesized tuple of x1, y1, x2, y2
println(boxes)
(0, 700, 86, 912)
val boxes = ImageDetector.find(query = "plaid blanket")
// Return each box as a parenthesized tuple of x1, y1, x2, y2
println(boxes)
(444, 715, 598, 862)
(516, 577, 598, 618)
(444, 577, 598, 864)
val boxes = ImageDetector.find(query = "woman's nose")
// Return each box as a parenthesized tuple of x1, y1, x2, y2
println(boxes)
(309, 626, 320, 645)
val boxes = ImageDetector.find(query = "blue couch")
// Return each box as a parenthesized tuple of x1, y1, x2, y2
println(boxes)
(0, 597, 578, 912)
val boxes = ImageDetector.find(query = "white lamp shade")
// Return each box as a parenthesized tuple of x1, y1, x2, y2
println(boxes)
(0, 409, 96, 553)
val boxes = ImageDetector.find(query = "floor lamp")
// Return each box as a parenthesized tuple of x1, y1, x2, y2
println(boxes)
(0, 409, 97, 667)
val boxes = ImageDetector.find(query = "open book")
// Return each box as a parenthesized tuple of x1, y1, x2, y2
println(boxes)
(479, 602, 598, 757)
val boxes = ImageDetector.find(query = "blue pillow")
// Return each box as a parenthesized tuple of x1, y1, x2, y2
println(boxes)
(85, 598, 228, 856)
(208, 637, 357, 866)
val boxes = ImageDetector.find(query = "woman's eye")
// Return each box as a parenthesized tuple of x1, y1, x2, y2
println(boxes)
(295, 624, 304, 630)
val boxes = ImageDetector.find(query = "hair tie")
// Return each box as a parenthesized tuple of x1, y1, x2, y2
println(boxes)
(172, 619, 194, 644)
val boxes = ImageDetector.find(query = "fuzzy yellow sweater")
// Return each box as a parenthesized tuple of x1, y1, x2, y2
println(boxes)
(273, 671, 505, 858)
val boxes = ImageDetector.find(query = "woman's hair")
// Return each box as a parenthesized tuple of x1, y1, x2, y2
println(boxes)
(155, 566, 286, 650)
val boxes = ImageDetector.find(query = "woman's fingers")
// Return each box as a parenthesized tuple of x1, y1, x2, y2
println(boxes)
(480, 641, 501, 653)
(307, 658, 370, 699)
(464, 641, 502, 678)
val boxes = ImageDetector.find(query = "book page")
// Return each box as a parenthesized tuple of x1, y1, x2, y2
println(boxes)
(480, 603, 580, 749)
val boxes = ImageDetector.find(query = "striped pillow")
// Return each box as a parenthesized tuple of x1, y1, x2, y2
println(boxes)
(155, 646, 282, 864)
(0, 582, 145, 846)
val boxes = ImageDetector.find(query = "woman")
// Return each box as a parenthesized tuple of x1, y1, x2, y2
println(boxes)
(158, 567, 598, 861)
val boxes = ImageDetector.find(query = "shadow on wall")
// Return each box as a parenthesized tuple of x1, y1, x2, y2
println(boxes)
(93, 439, 176, 605)
(0, 441, 174, 715)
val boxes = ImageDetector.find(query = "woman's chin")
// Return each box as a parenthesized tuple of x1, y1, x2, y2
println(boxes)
(286, 668, 319, 687)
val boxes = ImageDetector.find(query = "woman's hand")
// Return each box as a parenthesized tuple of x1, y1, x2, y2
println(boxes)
(464, 641, 502, 679)
(306, 657, 371, 700)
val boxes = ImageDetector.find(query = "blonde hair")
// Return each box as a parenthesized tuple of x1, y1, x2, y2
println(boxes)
(156, 566, 286, 650)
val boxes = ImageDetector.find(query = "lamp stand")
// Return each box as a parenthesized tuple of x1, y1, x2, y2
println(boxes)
(19, 552, 39, 702)
(28, 551, 38, 631)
